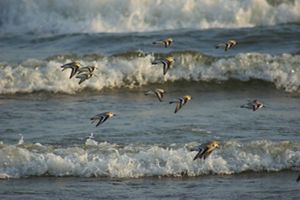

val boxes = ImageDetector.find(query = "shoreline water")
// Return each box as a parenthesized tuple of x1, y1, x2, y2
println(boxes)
(1, 171, 300, 200)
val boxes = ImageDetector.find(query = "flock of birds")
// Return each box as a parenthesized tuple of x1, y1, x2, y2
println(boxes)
(59, 37, 299, 181)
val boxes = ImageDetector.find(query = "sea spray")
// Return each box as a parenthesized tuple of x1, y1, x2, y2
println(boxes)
(0, 53, 299, 94)
(0, 140, 299, 178)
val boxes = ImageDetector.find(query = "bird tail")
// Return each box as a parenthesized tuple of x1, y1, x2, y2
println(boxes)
(151, 60, 159, 65)
(153, 41, 163, 45)
(215, 43, 225, 49)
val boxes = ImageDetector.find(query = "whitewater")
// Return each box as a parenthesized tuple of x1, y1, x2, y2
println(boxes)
(0, 53, 299, 94)
(0, 139, 299, 179)
(0, 0, 300, 34)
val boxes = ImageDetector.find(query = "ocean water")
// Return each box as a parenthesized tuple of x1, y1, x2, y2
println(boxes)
(0, 0, 300, 199)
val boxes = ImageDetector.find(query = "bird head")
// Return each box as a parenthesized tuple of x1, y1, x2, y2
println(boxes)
(184, 95, 192, 100)
(75, 62, 81, 68)
(166, 56, 174, 62)
(211, 141, 220, 148)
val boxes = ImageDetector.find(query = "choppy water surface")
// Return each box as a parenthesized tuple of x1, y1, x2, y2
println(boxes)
(0, 0, 300, 199)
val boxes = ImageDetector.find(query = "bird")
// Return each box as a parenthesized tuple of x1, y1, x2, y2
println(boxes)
(17, 134, 24, 145)
(152, 38, 173, 48)
(77, 65, 96, 74)
(240, 99, 265, 111)
(75, 72, 94, 84)
(151, 56, 174, 75)
(85, 133, 98, 146)
(297, 174, 300, 182)
(144, 89, 166, 102)
(169, 95, 192, 113)
(215, 40, 237, 51)
(190, 141, 220, 160)
(87, 132, 95, 139)
(61, 62, 81, 79)
(90, 112, 116, 127)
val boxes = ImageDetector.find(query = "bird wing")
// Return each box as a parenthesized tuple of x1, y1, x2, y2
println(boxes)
(163, 40, 169, 48)
(192, 147, 207, 160)
(99, 115, 110, 126)
(174, 98, 185, 113)
(76, 73, 92, 84)
(94, 115, 107, 127)
(61, 63, 72, 70)
(95, 117, 104, 127)
(174, 102, 181, 113)
(202, 150, 213, 160)
(70, 66, 79, 79)
(155, 91, 163, 102)
(77, 67, 89, 74)
(225, 43, 229, 51)
(252, 104, 258, 111)
(78, 75, 87, 84)
(161, 60, 169, 75)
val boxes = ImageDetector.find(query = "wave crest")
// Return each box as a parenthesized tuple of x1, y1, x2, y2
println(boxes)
(0, 52, 299, 94)
(0, 0, 300, 34)
(0, 140, 299, 178)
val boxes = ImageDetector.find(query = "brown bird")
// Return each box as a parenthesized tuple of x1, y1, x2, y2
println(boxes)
(215, 40, 237, 51)
(152, 56, 174, 75)
(90, 112, 116, 127)
(240, 99, 265, 111)
(75, 72, 94, 84)
(77, 65, 96, 74)
(144, 89, 166, 102)
(169, 95, 192, 113)
(153, 38, 173, 48)
(61, 62, 81, 79)
(190, 141, 220, 160)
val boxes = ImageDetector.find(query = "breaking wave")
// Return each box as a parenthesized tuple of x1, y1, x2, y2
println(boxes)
(0, 139, 299, 179)
(0, 0, 300, 34)
(0, 52, 300, 94)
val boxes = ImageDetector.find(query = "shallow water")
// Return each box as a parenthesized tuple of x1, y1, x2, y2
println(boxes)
(1, 172, 300, 200)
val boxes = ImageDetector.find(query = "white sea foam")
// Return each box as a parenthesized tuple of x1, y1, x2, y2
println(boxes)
(0, 0, 299, 34)
(0, 53, 299, 94)
(0, 140, 299, 179)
